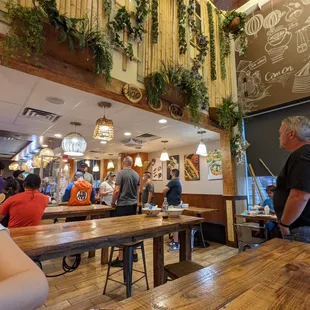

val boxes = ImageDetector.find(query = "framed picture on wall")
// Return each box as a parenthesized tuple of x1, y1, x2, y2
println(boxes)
(206, 150, 222, 180)
(152, 158, 163, 181)
(184, 154, 200, 181)
(167, 155, 179, 180)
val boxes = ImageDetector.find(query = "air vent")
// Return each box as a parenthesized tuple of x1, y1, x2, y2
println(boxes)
(121, 138, 144, 147)
(135, 133, 161, 142)
(21, 108, 61, 123)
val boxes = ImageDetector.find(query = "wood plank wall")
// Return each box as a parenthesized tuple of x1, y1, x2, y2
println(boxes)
(13, 0, 232, 108)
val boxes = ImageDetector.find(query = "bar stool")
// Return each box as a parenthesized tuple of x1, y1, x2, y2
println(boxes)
(103, 241, 149, 298)
(191, 223, 206, 250)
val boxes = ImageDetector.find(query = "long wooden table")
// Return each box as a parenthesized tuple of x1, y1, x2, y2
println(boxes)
(183, 207, 218, 217)
(101, 239, 310, 309)
(10, 214, 203, 287)
(42, 205, 115, 219)
(236, 212, 278, 223)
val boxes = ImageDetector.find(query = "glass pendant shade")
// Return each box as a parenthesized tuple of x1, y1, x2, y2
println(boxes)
(93, 163, 100, 172)
(9, 162, 19, 171)
(93, 116, 114, 141)
(134, 154, 143, 167)
(107, 160, 114, 169)
(40, 148, 54, 162)
(196, 141, 207, 156)
(160, 149, 169, 161)
(32, 156, 48, 168)
(61, 132, 87, 156)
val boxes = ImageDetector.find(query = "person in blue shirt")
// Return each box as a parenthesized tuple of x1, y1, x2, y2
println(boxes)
(262, 185, 276, 231)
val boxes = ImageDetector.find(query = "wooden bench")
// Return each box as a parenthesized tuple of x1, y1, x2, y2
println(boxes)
(165, 260, 204, 281)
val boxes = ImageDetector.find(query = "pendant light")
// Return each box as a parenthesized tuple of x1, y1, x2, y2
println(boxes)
(107, 154, 114, 169)
(160, 141, 169, 161)
(93, 159, 100, 172)
(134, 147, 143, 167)
(62, 122, 87, 156)
(8, 162, 19, 171)
(196, 130, 207, 156)
(93, 102, 115, 141)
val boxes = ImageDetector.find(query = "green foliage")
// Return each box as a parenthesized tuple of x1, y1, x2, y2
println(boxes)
(2, 1, 45, 61)
(207, 2, 216, 81)
(144, 71, 166, 107)
(151, 0, 159, 43)
(177, 0, 187, 54)
(103, 0, 112, 20)
(160, 61, 183, 86)
(217, 97, 244, 132)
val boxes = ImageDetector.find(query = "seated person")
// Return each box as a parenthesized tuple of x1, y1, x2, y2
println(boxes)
(0, 224, 49, 310)
(62, 171, 95, 222)
(0, 174, 49, 228)
(0, 177, 20, 227)
(261, 185, 277, 232)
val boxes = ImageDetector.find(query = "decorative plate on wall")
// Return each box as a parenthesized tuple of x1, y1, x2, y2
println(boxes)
(148, 99, 163, 111)
(169, 104, 184, 120)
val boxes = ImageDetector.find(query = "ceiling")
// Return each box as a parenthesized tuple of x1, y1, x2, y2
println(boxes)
(0, 65, 220, 160)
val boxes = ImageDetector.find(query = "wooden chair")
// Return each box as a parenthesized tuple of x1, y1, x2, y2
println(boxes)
(164, 260, 204, 282)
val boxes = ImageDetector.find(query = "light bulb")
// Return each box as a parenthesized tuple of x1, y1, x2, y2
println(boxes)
(196, 141, 207, 156)
(134, 155, 143, 167)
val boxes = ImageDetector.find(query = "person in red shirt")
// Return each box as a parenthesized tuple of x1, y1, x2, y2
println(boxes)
(0, 174, 49, 228)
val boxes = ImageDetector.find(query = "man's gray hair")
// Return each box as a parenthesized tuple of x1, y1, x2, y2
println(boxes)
(123, 156, 133, 166)
(74, 171, 84, 178)
(282, 116, 310, 141)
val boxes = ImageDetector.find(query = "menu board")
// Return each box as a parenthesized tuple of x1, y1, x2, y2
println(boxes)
(236, 0, 310, 113)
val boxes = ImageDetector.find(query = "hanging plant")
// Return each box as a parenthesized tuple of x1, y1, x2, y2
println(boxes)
(144, 71, 166, 109)
(177, 0, 187, 54)
(135, 0, 149, 42)
(103, 0, 112, 22)
(151, 0, 159, 43)
(187, 0, 196, 34)
(207, 2, 216, 81)
(222, 11, 247, 55)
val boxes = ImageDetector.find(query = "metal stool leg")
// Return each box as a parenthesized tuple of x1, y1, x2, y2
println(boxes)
(124, 246, 133, 298)
(141, 242, 150, 290)
(103, 246, 115, 295)
(199, 223, 206, 248)
(191, 229, 197, 250)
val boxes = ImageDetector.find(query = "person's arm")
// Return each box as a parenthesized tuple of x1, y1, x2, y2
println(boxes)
(100, 183, 113, 196)
(62, 184, 72, 202)
(162, 181, 172, 195)
(90, 174, 94, 185)
(90, 187, 96, 203)
(111, 185, 120, 206)
(0, 229, 49, 310)
(147, 183, 154, 204)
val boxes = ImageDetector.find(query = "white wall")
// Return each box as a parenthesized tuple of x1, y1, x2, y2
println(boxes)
(149, 140, 223, 195)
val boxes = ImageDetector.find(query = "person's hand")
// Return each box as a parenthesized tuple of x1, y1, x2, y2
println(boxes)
(280, 225, 290, 236)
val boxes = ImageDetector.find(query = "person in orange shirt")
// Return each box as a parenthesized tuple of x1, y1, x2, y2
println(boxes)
(0, 174, 49, 228)
(62, 171, 95, 222)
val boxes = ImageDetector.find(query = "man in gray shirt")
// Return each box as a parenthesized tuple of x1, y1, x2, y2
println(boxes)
(111, 156, 140, 267)
(142, 172, 154, 206)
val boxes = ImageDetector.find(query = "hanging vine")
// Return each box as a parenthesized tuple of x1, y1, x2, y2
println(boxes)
(151, 0, 159, 43)
(103, 0, 112, 21)
(177, 0, 187, 54)
(207, 2, 216, 81)
(135, 0, 149, 42)
(217, 10, 228, 80)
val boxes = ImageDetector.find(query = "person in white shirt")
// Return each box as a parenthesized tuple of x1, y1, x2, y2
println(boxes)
(99, 172, 116, 205)
(0, 224, 48, 309)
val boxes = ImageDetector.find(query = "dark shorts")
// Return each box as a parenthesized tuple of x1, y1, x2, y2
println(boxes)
(115, 204, 137, 217)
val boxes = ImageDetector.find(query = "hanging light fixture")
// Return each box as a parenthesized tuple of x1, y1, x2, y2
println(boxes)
(93, 102, 114, 141)
(107, 154, 114, 169)
(62, 122, 87, 156)
(93, 159, 100, 172)
(8, 162, 19, 171)
(85, 160, 90, 167)
(160, 141, 169, 161)
(134, 147, 143, 167)
(196, 130, 207, 156)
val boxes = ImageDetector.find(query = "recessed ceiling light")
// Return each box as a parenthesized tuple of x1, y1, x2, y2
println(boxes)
(46, 97, 65, 105)
(54, 133, 62, 138)
(159, 119, 167, 124)
(124, 132, 131, 136)
(42, 144, 48, 147)
(100, 141, 107, 144)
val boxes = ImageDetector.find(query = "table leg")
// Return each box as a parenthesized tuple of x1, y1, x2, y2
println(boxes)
(153, 236, 164, 287)
(88, 214, 99, 258)
(179, 229, 192, 262)
(197, 214, 210, 248)
(259, 220, 266, 239)
(101, 248, 109, 265)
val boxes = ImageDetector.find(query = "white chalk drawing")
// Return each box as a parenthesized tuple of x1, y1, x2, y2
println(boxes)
(265, 26, 292, 63)
(249, 56, 267, 70)
(297, 29, 308, 53)
(265, 66, 295, 86)
(288, 21, 299, 29)
(305, 16, 310, 24)
(236, 60, 252, 72)
(237, 70, 272, 103)
(263, 10, 285, 31)
(245, 14, 264, 38)
(234, 36, 248, 56)
(301, 23, 310, 41)
(293, 61, 310, 93)
(284, 3, 304, 23)
(300, 0, 310, 6)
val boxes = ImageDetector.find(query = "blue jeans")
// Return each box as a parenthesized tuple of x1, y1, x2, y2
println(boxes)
(265, 221, 276, 231)
(283, 226, 310, 243)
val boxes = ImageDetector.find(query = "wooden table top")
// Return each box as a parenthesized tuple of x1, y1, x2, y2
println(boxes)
(10, 215, 203, 260)
(101, 239, 310, 310)
(42, 205, 115, 219)
(183, 207, 218, 215)
(236, 212, 278, 222)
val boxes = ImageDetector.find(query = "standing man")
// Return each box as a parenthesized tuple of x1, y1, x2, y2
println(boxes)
(162, 169, 182, 251)
(80, 163, 94, 185)
(111, 156, 140, 267)
(142, 172, 154, 207)
(0, 161, 4, 194)
(13, 170, 25, 193)
(274, 116, 310, 243)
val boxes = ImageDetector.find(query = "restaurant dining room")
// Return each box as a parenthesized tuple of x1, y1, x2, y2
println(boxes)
(0, 0, 310, 309)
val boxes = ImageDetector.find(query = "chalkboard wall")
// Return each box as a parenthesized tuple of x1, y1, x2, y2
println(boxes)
(236, 0, 310, 113)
